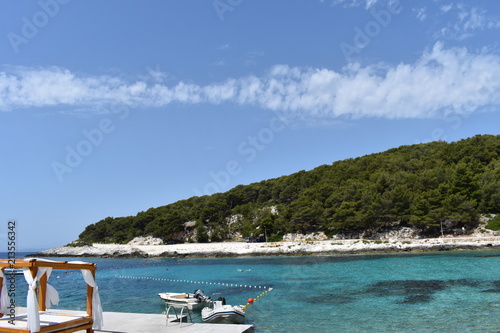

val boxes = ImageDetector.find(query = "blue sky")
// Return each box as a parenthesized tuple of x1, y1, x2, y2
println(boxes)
(1, 0, 500, 250)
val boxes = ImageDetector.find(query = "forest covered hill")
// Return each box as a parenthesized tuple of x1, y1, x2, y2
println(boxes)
(77, 134, 500, 244)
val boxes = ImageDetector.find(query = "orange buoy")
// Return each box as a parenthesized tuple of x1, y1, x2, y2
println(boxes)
(247, 298, 254, 303)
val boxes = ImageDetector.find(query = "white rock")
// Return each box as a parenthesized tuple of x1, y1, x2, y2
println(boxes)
(127, 236, 164, 245)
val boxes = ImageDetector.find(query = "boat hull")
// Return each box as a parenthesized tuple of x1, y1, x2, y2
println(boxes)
(158, 292, 207, 310)
(201, 306, 245, 324)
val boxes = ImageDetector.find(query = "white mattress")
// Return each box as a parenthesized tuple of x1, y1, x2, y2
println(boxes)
(0, 311, 90, 330)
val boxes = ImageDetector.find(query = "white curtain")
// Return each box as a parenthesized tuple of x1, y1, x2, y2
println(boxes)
(68, 261, 103, 330)
(0, 270, 12, 315)
(22, 267, 60, 332)
(23, 267, 44, 333)
(80, 269, 103, 330)
(44, 268, 60, 309)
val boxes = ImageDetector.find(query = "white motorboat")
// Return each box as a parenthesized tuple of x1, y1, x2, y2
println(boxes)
(201, 297, 245, 324)
(158, 289, 210, 310)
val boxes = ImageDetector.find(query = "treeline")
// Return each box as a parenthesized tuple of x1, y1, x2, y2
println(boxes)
(78, 134, 500, 244)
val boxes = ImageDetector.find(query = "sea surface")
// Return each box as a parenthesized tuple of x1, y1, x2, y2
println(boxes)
(5, 249, 500, 332)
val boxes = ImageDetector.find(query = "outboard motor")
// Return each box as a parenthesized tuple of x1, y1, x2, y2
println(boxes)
(194, 289, 207, 301)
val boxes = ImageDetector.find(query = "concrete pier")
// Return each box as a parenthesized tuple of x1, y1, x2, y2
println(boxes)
(95, 309, 254, 333)
(11, 307, 254, 333)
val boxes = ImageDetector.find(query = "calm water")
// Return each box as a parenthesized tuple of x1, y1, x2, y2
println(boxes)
(7, 250, 500, 332)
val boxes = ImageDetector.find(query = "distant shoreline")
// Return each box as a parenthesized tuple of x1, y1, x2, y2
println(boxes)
(30, 236, 500, 258)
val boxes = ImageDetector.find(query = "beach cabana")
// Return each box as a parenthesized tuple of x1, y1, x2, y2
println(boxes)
(0, 258, 102, 333)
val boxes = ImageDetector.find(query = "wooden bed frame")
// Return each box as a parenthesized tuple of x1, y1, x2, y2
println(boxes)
(0, 259, 97, 333)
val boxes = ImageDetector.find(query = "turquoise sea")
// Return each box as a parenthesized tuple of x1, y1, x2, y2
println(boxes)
(7, 249, 500, 332)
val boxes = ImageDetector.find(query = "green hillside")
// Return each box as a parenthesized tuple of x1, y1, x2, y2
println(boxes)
(77, 134, 500, 244)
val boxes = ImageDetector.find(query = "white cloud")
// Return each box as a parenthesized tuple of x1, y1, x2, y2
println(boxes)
(328, 0, 379, 9)
(458, 5, 486, 30)
(144, 65, 168, 83)
(414, 7, 427, 21)
(364, 0, 379, 9)
(434, 4, 500, 40)
(440, 4, 453, 14)
(337, 0, 404, 10)
(325, 0, 401, 11)
(1, 43, 499, 120)
(330, 0, 362, 8)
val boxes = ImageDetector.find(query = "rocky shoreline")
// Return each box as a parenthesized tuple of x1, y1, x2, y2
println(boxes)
(31, 236, 500, 258)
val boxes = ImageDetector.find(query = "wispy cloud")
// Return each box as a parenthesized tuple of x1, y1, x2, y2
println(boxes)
(244, 50, 264, 66)
(1, 43, 499, 120)
(413, 7, 427, 22)
(328, 0, 380, 9)
(434, 3, 500, 40)
(440, 4, 453, 14)
(143, 65, 168, 83)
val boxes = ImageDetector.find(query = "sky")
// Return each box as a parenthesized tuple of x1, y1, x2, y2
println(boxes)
(1, 0, 500, 251)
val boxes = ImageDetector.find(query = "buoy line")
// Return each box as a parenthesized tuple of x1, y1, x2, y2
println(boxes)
(241, 288, 273, 311)
(115, 275, 272, 290)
